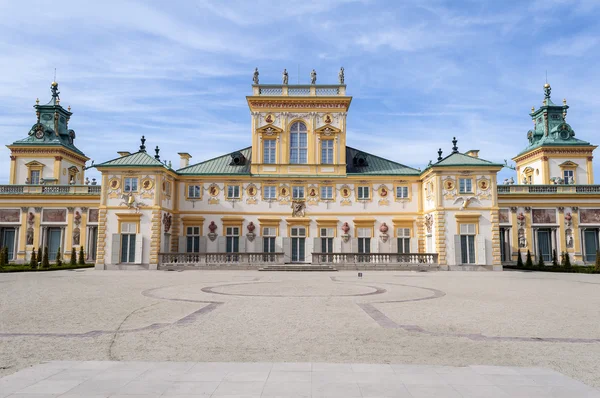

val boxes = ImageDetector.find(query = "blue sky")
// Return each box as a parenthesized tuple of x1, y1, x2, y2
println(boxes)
(0, 0, 599, 183)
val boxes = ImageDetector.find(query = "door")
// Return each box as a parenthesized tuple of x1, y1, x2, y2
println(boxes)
(48, 228, 62, 261)
(1, 228, 16, 261)
(500, 228, 510, 262)
(88, 227, 97, 260)
(537, 229, 552, 262)
(226, 227, 240, 262)
(583, 229, 599, 263)
(291, 227, 306, 263)
(120, 234, 136, 263)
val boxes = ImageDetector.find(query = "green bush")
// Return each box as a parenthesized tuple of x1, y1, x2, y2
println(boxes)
(30, 248, 37, 269)
(516, 249, 523, 267)
(0, 246, 6, 267)
(595, 251, 600, 272)
(564, 252, 572, 267)
(552, 250, 558, 266)
(537, 254, 545, 267)
(78, 246, 85, 265)
(42, 247, 50, 268)
(70, 247, 77, 265)
(37, 247, 42, 266)
(56, 247, 62, 267)
(1, 247, 8, 266)
(525, 250, 533, 267)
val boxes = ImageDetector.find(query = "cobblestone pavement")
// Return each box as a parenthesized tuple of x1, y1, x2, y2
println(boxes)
(1, 269, 600, 391)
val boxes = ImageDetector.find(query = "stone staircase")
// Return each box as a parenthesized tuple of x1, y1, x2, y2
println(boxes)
(258, 264, 337, 272)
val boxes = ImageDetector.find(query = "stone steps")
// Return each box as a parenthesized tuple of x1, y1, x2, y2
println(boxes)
(258, 265, 337, 272)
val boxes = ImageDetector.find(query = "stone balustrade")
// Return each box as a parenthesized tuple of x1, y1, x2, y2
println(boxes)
(252, 84, 347, 96)
(312, 252, 439, 267)
(158, 252, 285, 268)
(0, 184, 101, 195)
(497, 185, 600, 194)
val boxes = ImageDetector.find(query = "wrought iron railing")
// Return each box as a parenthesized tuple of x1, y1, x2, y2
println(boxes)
(0, 184, 101, 195)
(498, 185, 600, 194)
(312, 252, 438, 266)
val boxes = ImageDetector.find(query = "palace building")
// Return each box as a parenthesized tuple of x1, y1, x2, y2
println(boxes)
(1, 74, 599, 270)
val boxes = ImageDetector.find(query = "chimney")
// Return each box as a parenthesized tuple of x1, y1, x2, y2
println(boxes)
(117, 151, 131, 157)
(465, 149, 479, 158)
(178, 152, 192, 168)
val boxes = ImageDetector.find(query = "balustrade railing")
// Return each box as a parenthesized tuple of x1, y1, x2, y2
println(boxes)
(0, 184, 101, 195)
(312, 252, 438, 266)
(252, 84, 347, 96)
(498, 184, 600, 194)
(159, 252, 284, 267)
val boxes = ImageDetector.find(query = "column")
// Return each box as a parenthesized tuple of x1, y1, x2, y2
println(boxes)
(80, 207, 88, 257)
(571, 207, 581, 262)
(65, 207, 74, 259)
(18, 207, 29, 262)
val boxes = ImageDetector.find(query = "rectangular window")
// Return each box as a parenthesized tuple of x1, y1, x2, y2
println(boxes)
(30, 170, 40, 185)
(458, 178, 472, 194)
(263, 227, 276, 254)
(186, 226, 200, 253)
(263, 140, 276, 164)
(321, 140, 334, 164)
(320, 186, 333, 200)
(120, 222, 136, 263)
(395, 186, 409, 199)
(563, 170, 574, 183)
(357, 227, 371, 256)
(357, 186, 370, 200)
(460, 223, 476, 264)
(397, 228, 410, 254)
(227, 185, 240, 199)
(320, 228, 334, 253)
(124, 177, 138, 193)
(187, 185, 201, 199)
(263, 186, 276, 200)
(225, 227, 240, 254)
(292, 186, 305, 199)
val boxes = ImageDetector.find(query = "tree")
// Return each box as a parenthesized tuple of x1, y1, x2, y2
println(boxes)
(37, 247, 42, 266)
(0, 246, 5, 267)
(30, 248, 37, 269)
(516, 249, 524, 267)
(560, 251, 566, 266)
(552, 250, 558, 266)
(564, 252, 572, 268)
(2, 247, 8, 266)
(537, 253, 545, 267)
(78, 246, 85, 265)
(525, 250, 533, 268)
(70, 247, 77, 265)
(56, 246, 62, 267)
(42, 246, 50, 268)
(595, 251, 600, 272)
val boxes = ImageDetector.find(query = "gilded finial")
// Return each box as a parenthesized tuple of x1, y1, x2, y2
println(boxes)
(35, 98, 39, 105)
(531, 106, 535, 113)
(67, 105, 71, 111)
(563, 98, 567, 105)
(56, 98, 60, 105)
(543, 82, 551, 100)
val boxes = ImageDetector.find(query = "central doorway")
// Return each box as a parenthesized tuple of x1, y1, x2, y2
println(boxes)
(536, 229, 552, 262)
(290, 227, 306, 263)
(47, 228, 62, 260)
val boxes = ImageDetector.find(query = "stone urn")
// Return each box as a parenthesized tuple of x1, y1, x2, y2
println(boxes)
(341, 222, 350, 243)
(379, 222, 389, 243)
(246, 221, 256, 242)
(208, 221, 218, 242)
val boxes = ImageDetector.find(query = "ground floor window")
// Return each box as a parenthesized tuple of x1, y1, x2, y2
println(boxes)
(263, 227, 276, 253)
(120, 222, 136, 263)
(320, 228, 334, 253)
(186, 226, 201, 253)
(397, 228, 410, 254)
(583, 228, 599, 263)
(460, 224, 476, 264)
(0, 227, 17, 261)
(291, 227, 306, 262)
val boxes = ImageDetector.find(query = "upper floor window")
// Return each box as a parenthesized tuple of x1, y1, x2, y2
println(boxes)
(289, 121, 307, 164)
(321, 140, 333, 164)
(563, 170, 574, 184)
(357, 186, 370, 200)
(292, 186, 305, 199)
(124, 177, 138, 193)
(187, 185, 201, 199)
(458, 178, 472, 194)
(396, 186, 409, 199)
(263, 140, 276, 164)
(321, 186, 333, 200)
(30, 170, 40, 185)
(263, 186, 276, 200)
(227, 185, 240, 199)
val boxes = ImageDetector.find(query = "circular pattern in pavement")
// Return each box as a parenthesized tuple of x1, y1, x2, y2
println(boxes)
(201, 281, 387, 297)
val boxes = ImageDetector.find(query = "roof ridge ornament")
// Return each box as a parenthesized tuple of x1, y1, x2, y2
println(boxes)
(50, 81, 60, 104)
(437, 148, 443, 161)
(140, 136, 146, 152)
(155, 146, 160, 160)
(544, 82, 551, 100)
(452, 137, 458, 153)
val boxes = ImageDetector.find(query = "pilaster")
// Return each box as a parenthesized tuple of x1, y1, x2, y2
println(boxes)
(95, 208, 107, 265)
(571, 208, 581, 262)
(490, 209, 501, 267)
(149, 209, 161, 265)
(435, 211, 447, 266)
(65, 207, 74, 257)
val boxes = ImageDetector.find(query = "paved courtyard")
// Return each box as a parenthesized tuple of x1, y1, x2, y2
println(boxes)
(1, 269, 600, 396)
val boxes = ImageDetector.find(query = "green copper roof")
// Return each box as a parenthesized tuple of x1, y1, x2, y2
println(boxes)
(178, 147, 252, 175)
(96, 151, 166, 168)
(430, 152, 503, 168)
(346, 147, 420, 175)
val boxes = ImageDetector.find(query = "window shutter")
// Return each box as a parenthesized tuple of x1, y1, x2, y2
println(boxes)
(351, 238, 358, 253)
(454, 235, 462, 265)
(178, 236, 186, 253)
(111, 234, 121, 265)
(275, 237, 283, 253)
(282, 237, 291, 263)
(333, 237, 341, 253)
(477, 235, 486, 265)
(217, 236, 226, 253)
(199, 236, 207, 253)
(239, 238, 246, 253)
(370, 237, 378, 254)
(134, 234, 143, 264)
(313, 238, 320, 254)
(391, 238, 398, 254)
(306, 238, 314, 263)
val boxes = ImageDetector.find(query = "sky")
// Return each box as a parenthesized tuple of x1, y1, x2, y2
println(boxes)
(0, 0, 599, 183)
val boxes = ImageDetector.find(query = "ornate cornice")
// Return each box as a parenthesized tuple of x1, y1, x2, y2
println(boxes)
(513, 147, 594, 163)
(247, 99, 351, 110)
(8, 147, 89, 163)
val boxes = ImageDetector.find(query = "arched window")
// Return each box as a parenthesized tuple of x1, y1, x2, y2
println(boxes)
(289, 121, 307, 164)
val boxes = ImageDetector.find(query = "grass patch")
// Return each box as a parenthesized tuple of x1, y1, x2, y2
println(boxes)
(0, 264, 94, 273)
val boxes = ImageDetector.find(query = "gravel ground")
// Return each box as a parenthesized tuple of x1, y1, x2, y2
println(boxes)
(1, 269, 599, 387)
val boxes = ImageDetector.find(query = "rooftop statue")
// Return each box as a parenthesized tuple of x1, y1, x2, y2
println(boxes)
(253, 67, 259, 85)
(282, 69, 288, 85)
(339, 67, 344, 84)
(310, 69, 317, 85)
